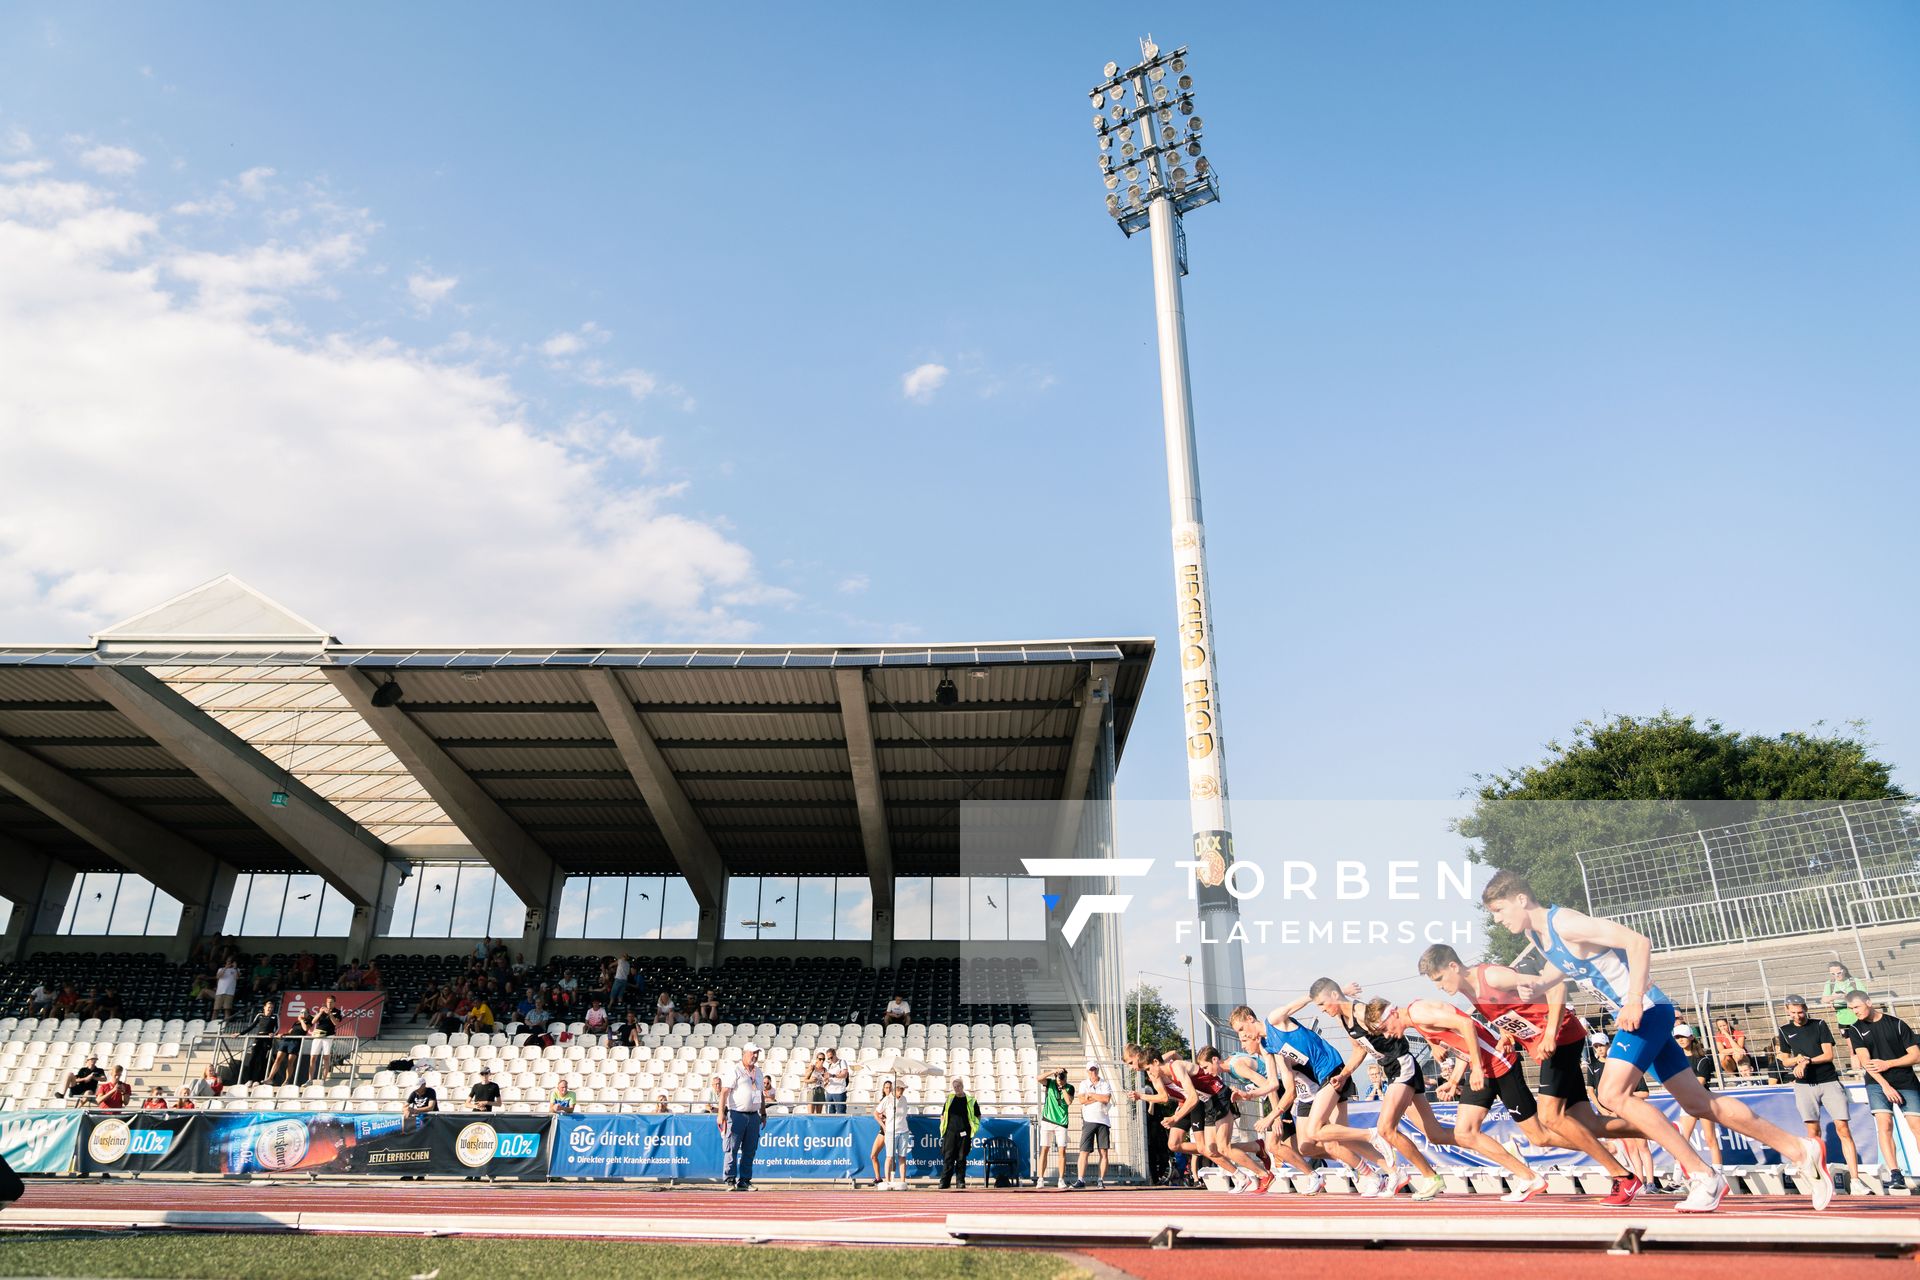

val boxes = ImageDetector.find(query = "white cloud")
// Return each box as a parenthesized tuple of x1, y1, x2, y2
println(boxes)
(837, 573, 870, 595)
(901, 362, 949, 404)
(0, 171, 777, 643)
(2, 126, 33, 155)
(236, 166, 276, 200)
(540, 321, 606, 360)
(171, 192, 236, 218)
(0, 159, 50, 180)
(406, 270, 458, 314)
(75, 143, 144, 177)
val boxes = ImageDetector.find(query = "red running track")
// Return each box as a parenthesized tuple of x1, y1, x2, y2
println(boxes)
(7, 1180, 1911, 1226)
(1086, 1248, 1919, 1280)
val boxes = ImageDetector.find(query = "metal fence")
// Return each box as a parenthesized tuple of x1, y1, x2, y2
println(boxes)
(1579, 799, 1920, 950)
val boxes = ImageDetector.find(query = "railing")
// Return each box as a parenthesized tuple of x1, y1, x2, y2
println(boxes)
(1613, 871, 1920, 953)
(182, 1031, 365, 1092)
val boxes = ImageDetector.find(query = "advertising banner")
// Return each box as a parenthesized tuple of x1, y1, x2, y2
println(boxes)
(79, 1110, 547, 1178)
(277, 990, 385, 1038)
(0, 1109, 82, 1175)
(551, 1113, 1031, 1181)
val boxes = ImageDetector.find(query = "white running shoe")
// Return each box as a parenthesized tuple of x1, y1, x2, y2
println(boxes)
(1795, 1137, 1835, 1211)
(1299, 1169, 1326, 1195)
(1499, 1175, 1548, 1204)
(1387, 1163, 1413, 1196)
(1410, 1174, 1444, 1202)
(1675, 1170, 1729, 1214)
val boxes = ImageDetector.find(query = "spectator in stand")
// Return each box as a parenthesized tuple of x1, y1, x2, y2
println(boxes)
(404, 1078, 438, 1124)
(803, 1052, 826, 1115)
(308, 1000, 339, 1081)
(512, 952, 531, 976)
(64, 1056, 104, 1102)
(53, 985, 78, 1017)
(654, 990, 679, 1028)
(696, 989, 720, 1025)
(28, 980, 54, 1014)
(291, 950, 317, 985)
(462, 997, 496, 1036)
(584, 999, 609, 1034)
(174, 1090, 195, 1110)
(212, 959, 240, 1021)
(610, 954, 632, 1006)
(249, 955, 278, 996)
(468, 1067, 501, 1112)
(192, 1064, 225, 1098)
(1825, 962, 1869, 1030)
(1842, 990, 1920, 1193)
(338, 960, 365, 991)
(360, 959, 382, 991)
(239, 1000, 277, 1084)
(1713, 1017, 1749, 1077)
(141, 1086, 169, 1111)
(95, 987, 123, 1019)
(409, 985, 442, 1024)
(95, 1066, 131, 1111)
(266, 1012, 308, 1086)
(1777, 995, 1864, 1194)
(549, 1079, 577, 1114)
(822, 1047, 850, 1115)
(883, 994, 912, 1028)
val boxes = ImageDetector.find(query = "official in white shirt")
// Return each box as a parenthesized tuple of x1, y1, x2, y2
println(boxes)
(1075, 1061, 1115, 1188)
(712, 1041, 772, 1191)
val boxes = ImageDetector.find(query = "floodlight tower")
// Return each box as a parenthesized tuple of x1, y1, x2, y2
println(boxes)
(1089, 37, 1245, 1025)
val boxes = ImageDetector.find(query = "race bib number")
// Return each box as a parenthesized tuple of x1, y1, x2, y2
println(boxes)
(1489, 1011, 1541, 1041)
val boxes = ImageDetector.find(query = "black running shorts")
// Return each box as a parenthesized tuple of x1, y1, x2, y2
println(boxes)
(1456, 1067, 1539, 1122)
(1537, 1039, 1590, 1104)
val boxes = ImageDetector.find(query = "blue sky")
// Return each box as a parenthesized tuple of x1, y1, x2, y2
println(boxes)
(2, 4, 1916, 1012)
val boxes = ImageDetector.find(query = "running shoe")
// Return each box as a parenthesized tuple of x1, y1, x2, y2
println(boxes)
(1794, 1137, 1835, 1211)
(1603, 1174, 1642, 1206)
(1409, 1174, 1444, 1202)
(1253, 1171, 1275, 1196)
(1386, 1163, 1412, 1197)
(1675, 1170, 1728, 1214)
(1368, 1131, 1397, 1169)
(1298, 1169, 1326, 1195)
(1070, 1179, 1086, 1190)
(1499, 1175, 1548, 1204)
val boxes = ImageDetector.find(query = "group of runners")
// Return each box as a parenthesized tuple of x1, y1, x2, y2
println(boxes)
(1122, 870, 1837, 1212)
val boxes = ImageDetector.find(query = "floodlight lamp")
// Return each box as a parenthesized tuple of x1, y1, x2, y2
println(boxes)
(1098, 154, 1113, 172)
(1120, 142, 1136, 157)
(1104, 174, 1118, 190)
(1187, 140, 1202, 157)
(1153, 86, 1170, 104)
(1092, 113, 1106, 131)
(1089, 90, 1103, 109)
(1105, 195, 1121, 214)
(1148, 67, 1164, 82)
(1171, 56, 1186, 72)
(1195, 157, 1210, 176)
(1103, 60, 1118, 78)
(1127, 184, 1142, 205)
(1179, 74, 1193, 92)
(1098, 135, 1112, 152)
(1109, 104, 1125, 121)
(1162, 126, 1177, 144)
(1179, 97, 1195, 116)
(371, 678, 403, 709)
(935, 674, 959, 707)
(1188, 116, 1203, 132)
(1158, 108, 1172, 124)
(1108, 87, 1125, 104)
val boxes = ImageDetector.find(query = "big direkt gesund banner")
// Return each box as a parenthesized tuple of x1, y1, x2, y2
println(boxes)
(0, 1109, 82, 1174)
(1346, 1082, 1916, 1175)
(79, 1110, 546, 1178)
(550, 1113, 1031, 1180)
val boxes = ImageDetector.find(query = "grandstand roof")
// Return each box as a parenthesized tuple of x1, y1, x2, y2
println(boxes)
(0, 578, 1154, 906)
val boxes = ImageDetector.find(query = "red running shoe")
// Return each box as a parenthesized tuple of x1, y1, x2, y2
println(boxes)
(1254, 1171, 1275, 1196)
(1603, 1174, 1642, 1206)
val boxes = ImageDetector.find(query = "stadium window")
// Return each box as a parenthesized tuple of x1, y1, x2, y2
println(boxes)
(225, 872, 356, 938)
(0, 896, 12, 934)
(625, 875, 664, 938)
(969, 877, 1008, 941)
(834, 876, 873, 941)
(377, 862, 523, 939)
(410, 865, 459, 936)
(56, 872, 184, 937)
(930, 877, 969, 940)
(584, 877, 624, 937)
(795, 877, 835, 938)
(1007, 876, 1046, 941)
(552, 876, 588, 939)
(550, 875, 698, 940)
(893, 877, 931, 940)
(659, 877, 698, 939)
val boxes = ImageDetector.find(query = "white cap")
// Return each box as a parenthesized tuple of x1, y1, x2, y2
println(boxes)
(742, 1042, 762, 1054)
(1673, 1024, 1694, 1038)
(1086, 1060, 1100, 1070)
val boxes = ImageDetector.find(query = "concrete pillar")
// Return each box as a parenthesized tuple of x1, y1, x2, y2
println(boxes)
(695, 898, 721, 970)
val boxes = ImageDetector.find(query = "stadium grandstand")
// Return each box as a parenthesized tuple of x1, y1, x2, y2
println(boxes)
(0, 577, 1144, 1148)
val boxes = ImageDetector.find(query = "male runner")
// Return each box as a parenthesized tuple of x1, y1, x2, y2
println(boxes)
(1309, 977, 1448, 1200)
(1123, 1045, 1204, 1188)
(1228, 1000, 1383, 1188)
(1221, 1033, 1318, 1187)
(1367, 998, 1549, 1201)
(1130, 1045, 1269, 1192)
(1416, 945, 1643, 1204)
(1482, 869, 1834, 1212)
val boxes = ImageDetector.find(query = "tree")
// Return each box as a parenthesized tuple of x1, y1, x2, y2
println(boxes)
(1123, 983, 1189, 1060)
(1460, 713, 1904, 960)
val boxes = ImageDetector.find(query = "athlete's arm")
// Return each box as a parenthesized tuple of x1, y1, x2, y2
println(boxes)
(1553, 909, 1656, 1031)
(1331, 1038, 1367, 1086)
(1162, 1062, 1199, 1128)
(1435, 1054, 1468, 1102)
(1532, 972, 1572, 1064)
(1266, 995, 1313, 1030)
(1129, 1065, 1172, 1107)
(1418, 1002, 1487, 1090)
(1230, 1054, 1280, 1102)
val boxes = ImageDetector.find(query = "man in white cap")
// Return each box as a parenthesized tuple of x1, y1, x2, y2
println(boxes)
(1073, 1061, 1114, 1188)
(713, 1041, 772, 1191)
